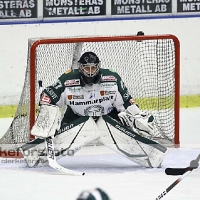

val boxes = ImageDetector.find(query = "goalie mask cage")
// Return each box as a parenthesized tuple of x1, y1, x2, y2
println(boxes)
(0, 34, 180, 158)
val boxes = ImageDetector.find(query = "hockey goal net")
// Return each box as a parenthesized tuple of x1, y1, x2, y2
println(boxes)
(0, 34, 180, 157)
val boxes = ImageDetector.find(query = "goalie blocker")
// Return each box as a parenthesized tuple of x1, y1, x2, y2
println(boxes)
(21, 114, 167, 168)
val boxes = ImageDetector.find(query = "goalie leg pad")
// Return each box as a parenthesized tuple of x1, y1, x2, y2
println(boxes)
(53, 116, 101, 157)
(21, 117, 101, 167)
(97, 115, 167, 168)
(21, 138, 47, 167)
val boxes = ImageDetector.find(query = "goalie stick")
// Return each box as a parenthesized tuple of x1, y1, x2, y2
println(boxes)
(154, 154, 199, 200)
(45, 136, 85, 176)
(165, 153, 200, 175)
(38, 80, 85, 176)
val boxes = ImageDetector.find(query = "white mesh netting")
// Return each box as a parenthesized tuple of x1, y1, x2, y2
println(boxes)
(0, 35, 179, 151)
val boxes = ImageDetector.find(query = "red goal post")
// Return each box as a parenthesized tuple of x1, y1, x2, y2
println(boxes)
(0, 34, 180, 158)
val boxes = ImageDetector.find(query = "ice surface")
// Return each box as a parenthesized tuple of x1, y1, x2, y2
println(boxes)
(0, 108, 199, 200)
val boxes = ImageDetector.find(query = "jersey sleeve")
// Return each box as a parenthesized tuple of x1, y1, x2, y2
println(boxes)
(114, 72, 134, 110)
(39, 73, 68, 107)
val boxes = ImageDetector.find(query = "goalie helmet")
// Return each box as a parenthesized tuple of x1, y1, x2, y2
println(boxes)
(78, 51, 101, 85)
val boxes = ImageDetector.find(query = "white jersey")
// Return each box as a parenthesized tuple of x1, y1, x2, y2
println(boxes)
(40, 69, 133, 117)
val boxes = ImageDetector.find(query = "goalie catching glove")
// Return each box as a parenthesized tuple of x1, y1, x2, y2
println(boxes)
(31, 104, 61, 138)
(118, 104, 155, 138)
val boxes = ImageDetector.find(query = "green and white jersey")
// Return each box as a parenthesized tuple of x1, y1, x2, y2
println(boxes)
(40, 69, 133, 117)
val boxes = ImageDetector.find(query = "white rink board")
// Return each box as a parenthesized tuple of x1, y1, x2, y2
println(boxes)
(1, 17, 200, 105)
